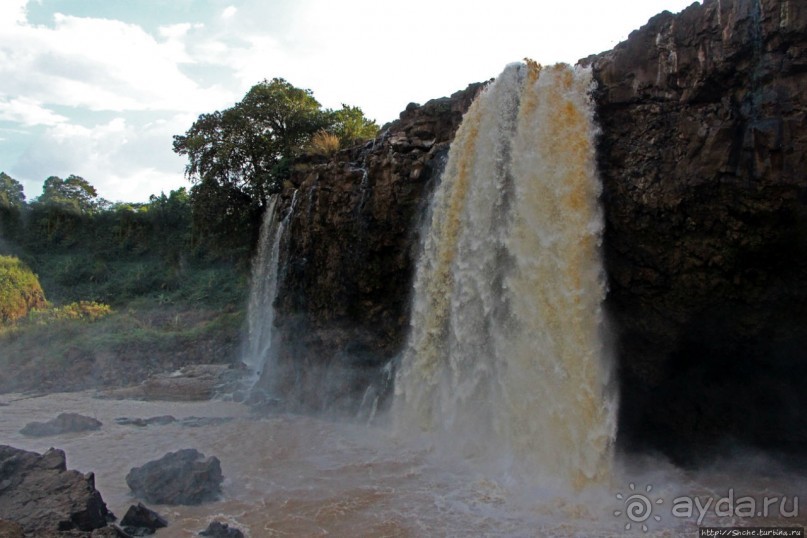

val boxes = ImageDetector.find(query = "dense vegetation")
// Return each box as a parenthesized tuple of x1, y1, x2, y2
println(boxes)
(0, 78, 379, 393)
(0, 255, 47, 323)
(0, 171, 246, 392)
(173, 77, 378, 255)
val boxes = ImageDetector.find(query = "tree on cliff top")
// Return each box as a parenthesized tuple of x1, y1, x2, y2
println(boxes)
(330, 104, 379, 148)
(173, 78, 330, 206)
(173, 77, 378, 258)
(173, 78, 380, 205)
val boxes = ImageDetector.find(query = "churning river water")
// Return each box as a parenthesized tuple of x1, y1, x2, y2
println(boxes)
(1, 390, 804, 537)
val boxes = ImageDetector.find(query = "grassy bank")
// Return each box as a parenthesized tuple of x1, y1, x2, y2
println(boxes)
(0, 300, 244, 393)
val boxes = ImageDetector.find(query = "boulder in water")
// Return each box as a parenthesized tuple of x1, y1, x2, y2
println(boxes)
(0, 445, 115, 535)
(19, 412, 102, 437)
(120, 502, 168, 535)
(199, 520, 244, 538)
(126, 449, 223, 505)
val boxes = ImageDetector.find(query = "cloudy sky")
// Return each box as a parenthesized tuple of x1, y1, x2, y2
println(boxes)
(1, 0, 699, 202)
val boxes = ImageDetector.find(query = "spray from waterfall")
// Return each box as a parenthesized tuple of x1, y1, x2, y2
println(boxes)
(394, 62, 616, 491)
(243, 192, 296, 388)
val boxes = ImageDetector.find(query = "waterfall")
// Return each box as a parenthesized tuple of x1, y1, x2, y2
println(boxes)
(243, 192, 296, 387)
(394, 62, 616, 491)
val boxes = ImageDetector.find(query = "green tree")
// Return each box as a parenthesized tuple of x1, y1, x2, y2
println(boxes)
(0, 172, 27, 244)
(0, 172, 25, 209)
(29, 175, 100, 245)
(328, 104, 379, 148)
(173, 78, 329, 205)
(174, 78, 379, 258)
(38, 175, 99, 214)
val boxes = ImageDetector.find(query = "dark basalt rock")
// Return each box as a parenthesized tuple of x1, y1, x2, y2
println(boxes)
(19, 413, 102, 437)
(254, 83, 483, 414)
(198, 521, 244, 538)
(126, 449, 223, 505)
(588, 0, 807, 464)
(120, 503, 167, 536)
(0, 445, 115, 535)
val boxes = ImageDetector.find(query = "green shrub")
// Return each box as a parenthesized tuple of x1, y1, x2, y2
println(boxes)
(0, 256, 47, 323)
(30, 301, 112, 324)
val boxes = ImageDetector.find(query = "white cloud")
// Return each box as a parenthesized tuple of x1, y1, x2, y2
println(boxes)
(0, 11, 233, 115)
(0, 0, 27, 29)
(3, 0, 702, 202)
(0, 96, 67, 126)
(14, 115, 189, 202)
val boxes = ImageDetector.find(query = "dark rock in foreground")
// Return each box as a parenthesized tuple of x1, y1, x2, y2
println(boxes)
(120, 503, 167, 536)
(19, 413, 102, 437)
(199, 520, 244, 538)
(126, 449, 223, 505)
(0, 445, 115, 535)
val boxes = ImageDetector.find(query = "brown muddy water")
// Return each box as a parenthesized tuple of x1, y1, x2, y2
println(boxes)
(1, 390, 804, 537)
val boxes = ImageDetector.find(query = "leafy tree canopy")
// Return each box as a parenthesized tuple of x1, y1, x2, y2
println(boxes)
(173, 78, 379, 206)
(173, 78, 330, 205)
(37, 175, 99, 214)
(0, 172, 26, 209)
(173, 78, 379, 257)
(330, 104, 379, 148)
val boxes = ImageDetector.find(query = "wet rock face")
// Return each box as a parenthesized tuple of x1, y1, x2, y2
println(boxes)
(590, 0, 807, 462)
(0, 446, 114, 535)
(126, 449, 223, 505)
(259, 84, 483, 413)
(199, 520, 245, 538)
(120, 502, 168, 536)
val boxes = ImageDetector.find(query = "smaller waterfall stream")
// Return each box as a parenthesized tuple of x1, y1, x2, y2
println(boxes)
(243, 192, 296, 388)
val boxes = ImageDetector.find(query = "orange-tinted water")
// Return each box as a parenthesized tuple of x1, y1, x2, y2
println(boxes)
(1, 391, 804, 537)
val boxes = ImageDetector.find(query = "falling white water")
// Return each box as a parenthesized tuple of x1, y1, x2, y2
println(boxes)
(243, 193, 295, 386)
(394, 62, 617, 491)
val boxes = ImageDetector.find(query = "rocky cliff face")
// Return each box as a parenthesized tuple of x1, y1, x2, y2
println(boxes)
(260, 0, 807, 462)
(0, 445, 115, 535)
(590, 0, 807, 463)
(257, 85, 482, 413)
